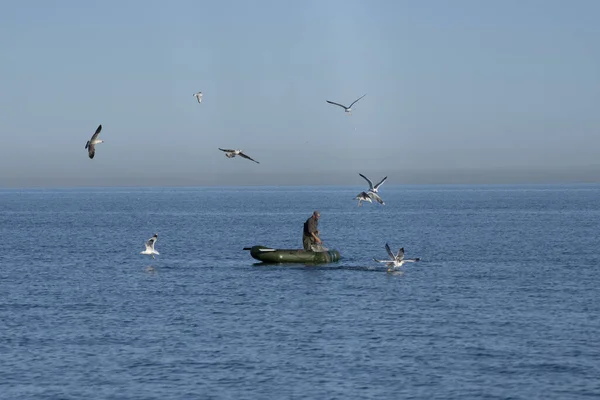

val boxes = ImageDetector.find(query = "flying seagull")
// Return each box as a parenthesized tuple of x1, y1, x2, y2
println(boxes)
(354, 191, 373, 207)
(326, 94, 367, 114)
(374, 244, 420, 272)
(84, 124, 103, 159)
(359, 173, 387, 205)
(193, 92, 203, 103)
(218, 148, 260, 164)
(140, 233, 159, 259)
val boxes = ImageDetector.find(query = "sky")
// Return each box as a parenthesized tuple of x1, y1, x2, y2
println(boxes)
(0, 0, 598, 187)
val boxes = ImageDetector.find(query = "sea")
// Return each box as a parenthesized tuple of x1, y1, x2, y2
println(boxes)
(1, 184, 599, 399)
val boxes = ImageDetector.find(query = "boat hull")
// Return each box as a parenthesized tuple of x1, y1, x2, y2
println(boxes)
(246, 245, 341, 264)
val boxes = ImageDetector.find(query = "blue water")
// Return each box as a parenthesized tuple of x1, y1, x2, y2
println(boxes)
(1, 184, 599, 399)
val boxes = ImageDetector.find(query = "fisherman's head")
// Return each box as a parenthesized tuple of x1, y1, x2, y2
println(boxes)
(313, 210, 320, 220)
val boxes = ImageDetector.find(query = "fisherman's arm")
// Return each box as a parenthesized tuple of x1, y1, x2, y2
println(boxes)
(311, 232, 322, 243)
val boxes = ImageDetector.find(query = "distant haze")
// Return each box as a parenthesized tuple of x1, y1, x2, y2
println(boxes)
(0, 1, 598, 187)
(1, 165, 599, 188)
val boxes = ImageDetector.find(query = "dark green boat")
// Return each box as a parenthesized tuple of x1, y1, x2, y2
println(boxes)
(244, 245, 341, 264)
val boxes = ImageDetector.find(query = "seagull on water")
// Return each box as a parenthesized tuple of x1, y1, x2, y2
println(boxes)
(354, 191, 373, 207)
(359, 173, 387, 205)
(193, 92, 203, 103)
(84, 124, 103, 159)
(326, 94, 367, 115)
(218, 148, 260, 164)
(374, 244, 420, 272)
(140, 234, 159, 259)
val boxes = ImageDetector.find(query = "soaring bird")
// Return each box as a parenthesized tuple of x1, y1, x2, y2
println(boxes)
(218, 148, 260, 164)
(193, 92, 203, 103)
(359, 173, 387, 205)
(84, 124, 103, 159)
(140, 234, 159, 259)
(354, 191, 373, 207)
(326, 94, 367, 114)
(374, 244, 420, 272)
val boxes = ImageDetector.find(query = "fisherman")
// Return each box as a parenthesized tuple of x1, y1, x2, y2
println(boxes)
(303, 210, 322, 251)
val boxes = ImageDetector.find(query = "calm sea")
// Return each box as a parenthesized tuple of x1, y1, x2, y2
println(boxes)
(1, 184, 599, 399)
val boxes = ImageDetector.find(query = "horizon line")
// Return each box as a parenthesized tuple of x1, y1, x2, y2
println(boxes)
(1, 165, 600, 188)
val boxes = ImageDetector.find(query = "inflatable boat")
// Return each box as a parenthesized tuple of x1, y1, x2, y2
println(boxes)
(244, 245, 341, 264)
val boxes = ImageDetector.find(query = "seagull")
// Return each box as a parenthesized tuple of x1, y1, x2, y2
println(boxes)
(359, 173, 387, 205)
(326, 94, 366, 114)
(193, 92, 203, 103)
(354, 191, 373, 207)
(218, 148, 260, 164)
(140, 234, 159, 259)
(374, 244, 420, 272)
(84, 124, 103, 159)
(359, 173, 387, 194)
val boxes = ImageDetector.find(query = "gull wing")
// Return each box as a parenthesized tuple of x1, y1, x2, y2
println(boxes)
(385, 243, 395, 260)
(348, 93, 367, 108)
(359, 173, 374, 190)
(145, 234, 157, 250)
(373, 176, 388, 190)
(90, 124, 102, 142)
(239, 152, 259, 163)
(354, 191, 371, 200)
(367, 192, 385, 205)
(85, 140, 90, 149)
(87, 144, 95, 159)
(326, 100, 348, 109)
(396, 247, 405, 261)
(219, 148, 236, 153)
(404, 258, 420, 263)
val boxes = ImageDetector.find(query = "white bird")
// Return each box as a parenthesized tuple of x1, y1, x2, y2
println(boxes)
(193, 92, 203, 103)
(140, 234, 159, 259)
(218, 148, 260, 164)
(354, 191, 372, 207)
(374, 244, 420, 272)
(326, 94, 366, 114)
(359, 173, 387, 205)
(84, 124, 103, 159)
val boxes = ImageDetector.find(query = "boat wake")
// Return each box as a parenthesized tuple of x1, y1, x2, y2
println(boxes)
(252, 263, 390, 272)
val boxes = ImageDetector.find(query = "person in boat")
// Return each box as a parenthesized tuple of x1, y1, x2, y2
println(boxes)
(303, 210, 322, 251)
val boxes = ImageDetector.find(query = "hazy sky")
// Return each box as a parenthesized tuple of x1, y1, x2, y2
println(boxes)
(1, 0, 598, 186)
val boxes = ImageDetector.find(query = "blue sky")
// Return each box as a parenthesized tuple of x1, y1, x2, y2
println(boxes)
(0, 0, 598, 186)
